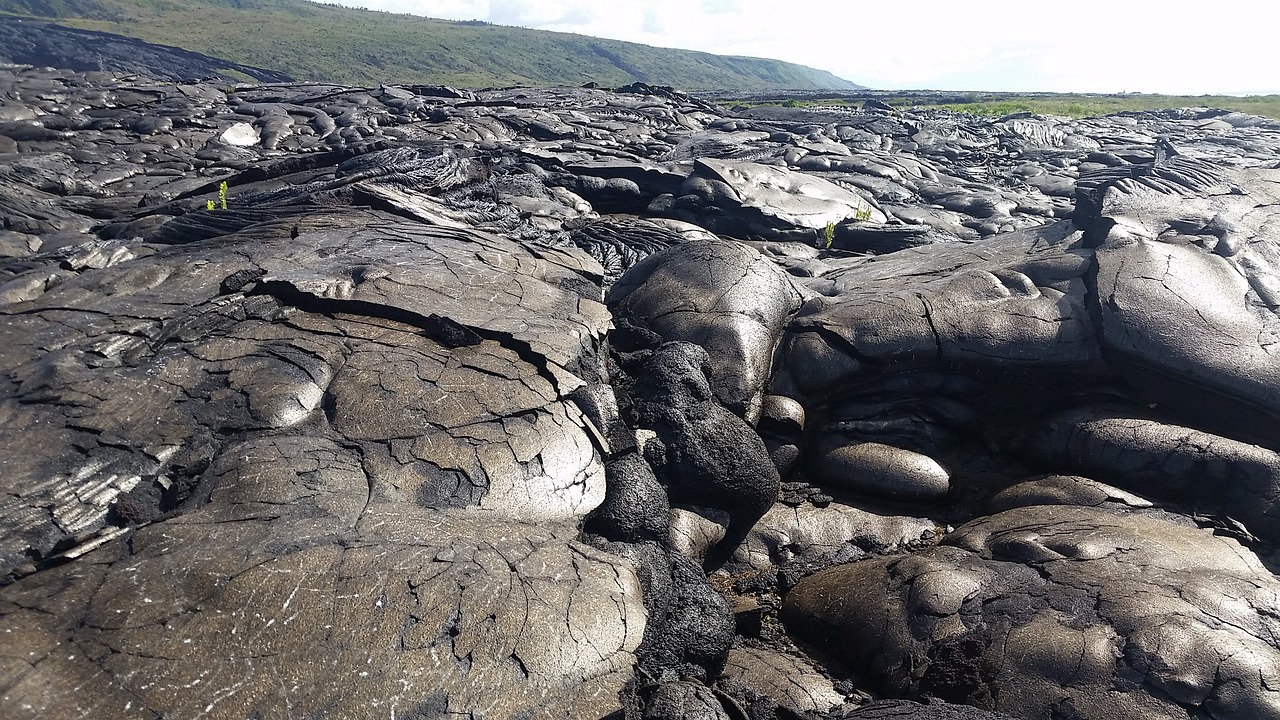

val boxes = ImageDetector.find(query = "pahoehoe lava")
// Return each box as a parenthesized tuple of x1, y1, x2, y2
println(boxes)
(3, 64, 1280, 720)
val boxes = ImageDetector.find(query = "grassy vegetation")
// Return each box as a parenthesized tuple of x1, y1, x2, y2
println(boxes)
(0, 0, 862, 90)
(730, 92, 1280, 121)
(917, 94, 1280, 120)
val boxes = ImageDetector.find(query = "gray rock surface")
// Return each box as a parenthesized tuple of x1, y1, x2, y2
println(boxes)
(784, 505, 1280, 719)
(0, 211, 641, 717)
(720, 646, 844, 715)
(0, 18, 293, 84)
(842, 700, 1018, 719)
(4, 65, 1280, 719)
(608, 236, 806, 421)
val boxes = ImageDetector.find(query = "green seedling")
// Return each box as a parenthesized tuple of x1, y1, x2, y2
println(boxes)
(218, 181, 229, 210)
(823, 221, 835, 249)
(207, 200, 215, 211)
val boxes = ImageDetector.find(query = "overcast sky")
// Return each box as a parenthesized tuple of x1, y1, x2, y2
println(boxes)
(328, 0, 1274, 95)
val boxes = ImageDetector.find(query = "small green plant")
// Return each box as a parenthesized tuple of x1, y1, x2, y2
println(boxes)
(854, 205, 872, 222)
(207, 200, 215, 211)
(218, 181, 229, 210)
(823, 221, 835, 249)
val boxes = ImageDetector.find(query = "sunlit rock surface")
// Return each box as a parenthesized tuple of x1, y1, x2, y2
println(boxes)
(4, 65, 1280, 719)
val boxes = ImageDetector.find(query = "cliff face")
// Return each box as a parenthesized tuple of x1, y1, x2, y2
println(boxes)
(3, 65, 1280, 720)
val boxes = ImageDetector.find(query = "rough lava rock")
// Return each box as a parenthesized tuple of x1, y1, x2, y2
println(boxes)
(783, 505, 1280, 719)
(0, 212, 641, 718)
(0, 18, 293, 84)
(4, 64, 1280, 719)
(608, 236, 806, 421)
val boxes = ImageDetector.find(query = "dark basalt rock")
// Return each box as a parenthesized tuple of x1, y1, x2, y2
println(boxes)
(1085, 160, 1280, 449)
(783, 505, 1280, 719)
(1008, 405, 1280, 539)
(628, 342, 781, 559)
(4, 65, 1280, 720)
(571, 217, 694, 283)
(984, 474, 1154, 513)
(608, 236, 806, 421)
(642, 680, 730, 720)
(586, 453, 670, 543)
(720, 646, 845, 715)
(0, 212, 639, 717)
(639, 550, 736, 680)
(0, 18, 293, 83)
(841, 700, 1019, 719)
(662, 158, 888, 240)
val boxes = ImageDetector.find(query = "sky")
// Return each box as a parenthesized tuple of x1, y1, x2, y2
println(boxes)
(325, 0, 1276, 95)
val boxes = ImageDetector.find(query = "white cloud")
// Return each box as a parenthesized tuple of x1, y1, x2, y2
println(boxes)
(701, 0, 738, 14)
(641, 5, 663, 35)
(330, 0, 1280, 94)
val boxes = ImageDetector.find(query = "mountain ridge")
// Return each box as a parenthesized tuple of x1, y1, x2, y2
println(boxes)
(0, 0, 865, 90)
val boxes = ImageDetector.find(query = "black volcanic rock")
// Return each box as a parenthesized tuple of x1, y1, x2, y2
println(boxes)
(3, 65, 1280, 720)
(0, 212, 638, 717)
(783, 505, 1280, 718)
(629, 342, 782, 558)
(0, 18, 292, 83)
(608, 236, 806, 421)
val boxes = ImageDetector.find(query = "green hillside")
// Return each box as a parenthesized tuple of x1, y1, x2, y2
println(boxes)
(0, 0, 863, 90)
